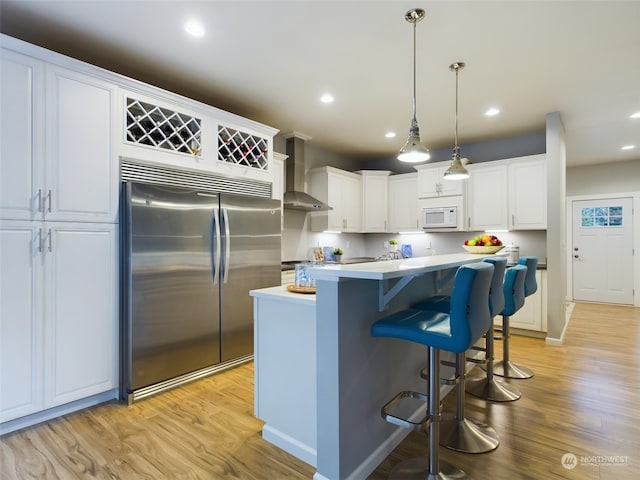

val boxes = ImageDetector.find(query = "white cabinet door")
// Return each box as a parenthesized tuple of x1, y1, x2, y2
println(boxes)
(467, 162, 508, 231)
(0, 222, 43, 422)
(46, 67, 118, 223)
(416, 163, 464, 198)
(510, 270, 543, 331)
(0, 50, 44, 221)
(0, 221, 117, 421)
(44, 223, 118, 407)
(360, 171, 390, 233)
(388, 173, 419, 232)
(309, 167, 362, 232)
(508, 155, 546, 229)
(341, 173, 362, 232)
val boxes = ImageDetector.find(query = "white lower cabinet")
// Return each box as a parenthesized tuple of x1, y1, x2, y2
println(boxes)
(0, 221, 118, 424)
(496, 269, 546, 332)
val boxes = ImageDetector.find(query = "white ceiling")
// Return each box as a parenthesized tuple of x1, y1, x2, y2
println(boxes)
(1, 0, 639, 167)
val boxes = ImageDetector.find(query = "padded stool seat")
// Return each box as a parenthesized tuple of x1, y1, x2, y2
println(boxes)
(372, 262, 494, 480)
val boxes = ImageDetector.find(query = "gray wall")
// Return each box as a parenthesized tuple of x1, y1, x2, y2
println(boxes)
(358, 132, 546, 173)
(567, 159, 640, 196)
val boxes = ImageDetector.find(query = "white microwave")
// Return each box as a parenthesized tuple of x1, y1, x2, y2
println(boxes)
(422, 206, 458, 229)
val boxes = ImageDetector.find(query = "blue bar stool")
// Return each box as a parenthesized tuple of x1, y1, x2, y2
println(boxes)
(466, 259, 522, 402)
(492, 257, 535, 379)
(412, 259, 506, 452)
(371, 262, 494, 479)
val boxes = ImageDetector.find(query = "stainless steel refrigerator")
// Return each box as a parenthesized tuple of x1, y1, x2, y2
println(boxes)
(121, 181, 281, 402)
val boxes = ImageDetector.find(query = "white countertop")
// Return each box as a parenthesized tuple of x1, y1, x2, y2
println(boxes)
(309, 253, 492, 281)
(249, 284, 316, 304)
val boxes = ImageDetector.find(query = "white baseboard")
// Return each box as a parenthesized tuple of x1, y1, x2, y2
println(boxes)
(545, 302, 575, 346)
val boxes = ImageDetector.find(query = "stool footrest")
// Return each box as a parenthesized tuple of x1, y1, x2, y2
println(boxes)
(440, 360, 456, 368)
(470, 345, 486, 352)
(381, 390, 431, 431)
(466, 357, 486, 365)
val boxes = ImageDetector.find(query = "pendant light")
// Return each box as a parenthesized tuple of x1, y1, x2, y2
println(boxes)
(397, 8, 430, 163)
(443, 62, 470, 180)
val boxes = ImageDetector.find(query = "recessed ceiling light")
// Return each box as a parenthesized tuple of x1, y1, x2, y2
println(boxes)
(485, 107, 500, 116)
(320, 93, 334, 104)
(185, 20, 205, 37)
(621, 145, 636, 150)
(385, 132, 397, 138)
(630, 111, 640, 119)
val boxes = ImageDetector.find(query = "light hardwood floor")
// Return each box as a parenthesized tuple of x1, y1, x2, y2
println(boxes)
(1, 302, 639, 479)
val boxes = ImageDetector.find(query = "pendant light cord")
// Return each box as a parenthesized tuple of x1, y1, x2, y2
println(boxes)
(412, 19, 417, 121)
(454, 66, 459, 148)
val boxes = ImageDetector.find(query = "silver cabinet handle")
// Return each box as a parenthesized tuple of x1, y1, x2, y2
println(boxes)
(47, 228, 52, 252)
(35, 189, 43, 214)
(37, 228, 44, 253)
(46, 190, 52, 213)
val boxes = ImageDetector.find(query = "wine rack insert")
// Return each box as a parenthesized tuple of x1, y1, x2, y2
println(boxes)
(126, 98, 202, 155)
(218, 126, 269, 171)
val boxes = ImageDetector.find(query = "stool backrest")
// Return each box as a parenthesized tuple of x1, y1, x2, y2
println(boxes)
(483, 257, 507, 317)
(502, 264, 527, 316)
(449, 262, 494, 351)
(517, 256, 538, 296)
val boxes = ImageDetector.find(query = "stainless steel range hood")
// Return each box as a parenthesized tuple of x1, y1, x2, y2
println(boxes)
(283, 135, 332, 211)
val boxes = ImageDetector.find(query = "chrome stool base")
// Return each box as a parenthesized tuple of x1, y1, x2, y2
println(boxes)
(465, 377, 521, 402)
(492, 360, 534, 379)
(439, 414, 500, 453)
(389, 458, 469, 480)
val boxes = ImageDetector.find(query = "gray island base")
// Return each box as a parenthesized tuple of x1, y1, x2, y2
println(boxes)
(250, 253, 491, 480)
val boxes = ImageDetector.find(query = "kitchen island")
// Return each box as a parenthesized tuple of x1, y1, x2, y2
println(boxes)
(250, 253, 491, 480)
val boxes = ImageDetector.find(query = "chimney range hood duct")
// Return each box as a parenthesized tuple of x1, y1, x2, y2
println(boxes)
(283, 135, 332, 211)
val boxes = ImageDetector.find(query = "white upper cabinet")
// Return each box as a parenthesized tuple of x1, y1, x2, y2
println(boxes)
(466, 161, 509, 231)
(358, 170, 391, 233)
(508, 154, 547, 229)
(466, 155, 547, 231)
(388, 173, 419, 232)
(309, 167, 362, 232)
(0, 49, 118, 223)
(119, 90, 277, 184)
(1, 50, 44, 221)
(415, 162, 465, 198)
(46, 67, 118, 223)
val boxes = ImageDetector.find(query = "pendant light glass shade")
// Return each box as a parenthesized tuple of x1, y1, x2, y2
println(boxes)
(444, 62, 469, 180)
(398, 9, 430, 163)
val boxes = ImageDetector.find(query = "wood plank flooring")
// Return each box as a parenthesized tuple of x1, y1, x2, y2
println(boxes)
(1, 302, 639, 479)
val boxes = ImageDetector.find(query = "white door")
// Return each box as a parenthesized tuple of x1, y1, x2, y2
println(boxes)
(572, 197, 634, 304)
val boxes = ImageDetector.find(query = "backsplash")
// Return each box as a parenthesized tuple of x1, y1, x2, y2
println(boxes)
(283, 208, 547, 264)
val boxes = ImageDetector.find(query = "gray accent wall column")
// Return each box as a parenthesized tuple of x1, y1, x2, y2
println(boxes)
(545, 112, 568, 342)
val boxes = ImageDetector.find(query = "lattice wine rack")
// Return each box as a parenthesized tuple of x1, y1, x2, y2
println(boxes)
(126, 98, 202, 155)
(218, 126, 269, 171)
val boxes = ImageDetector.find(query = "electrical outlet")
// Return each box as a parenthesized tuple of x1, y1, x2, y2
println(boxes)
(346, 241, 350, 248)
(383, 241, 389, 248)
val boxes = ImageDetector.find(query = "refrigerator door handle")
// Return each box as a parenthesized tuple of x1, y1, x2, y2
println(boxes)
(211, 207, 221, 285)
(222, 207, 231, 284)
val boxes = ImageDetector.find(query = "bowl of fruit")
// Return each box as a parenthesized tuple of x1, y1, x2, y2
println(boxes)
(463, 235, 504, 254)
